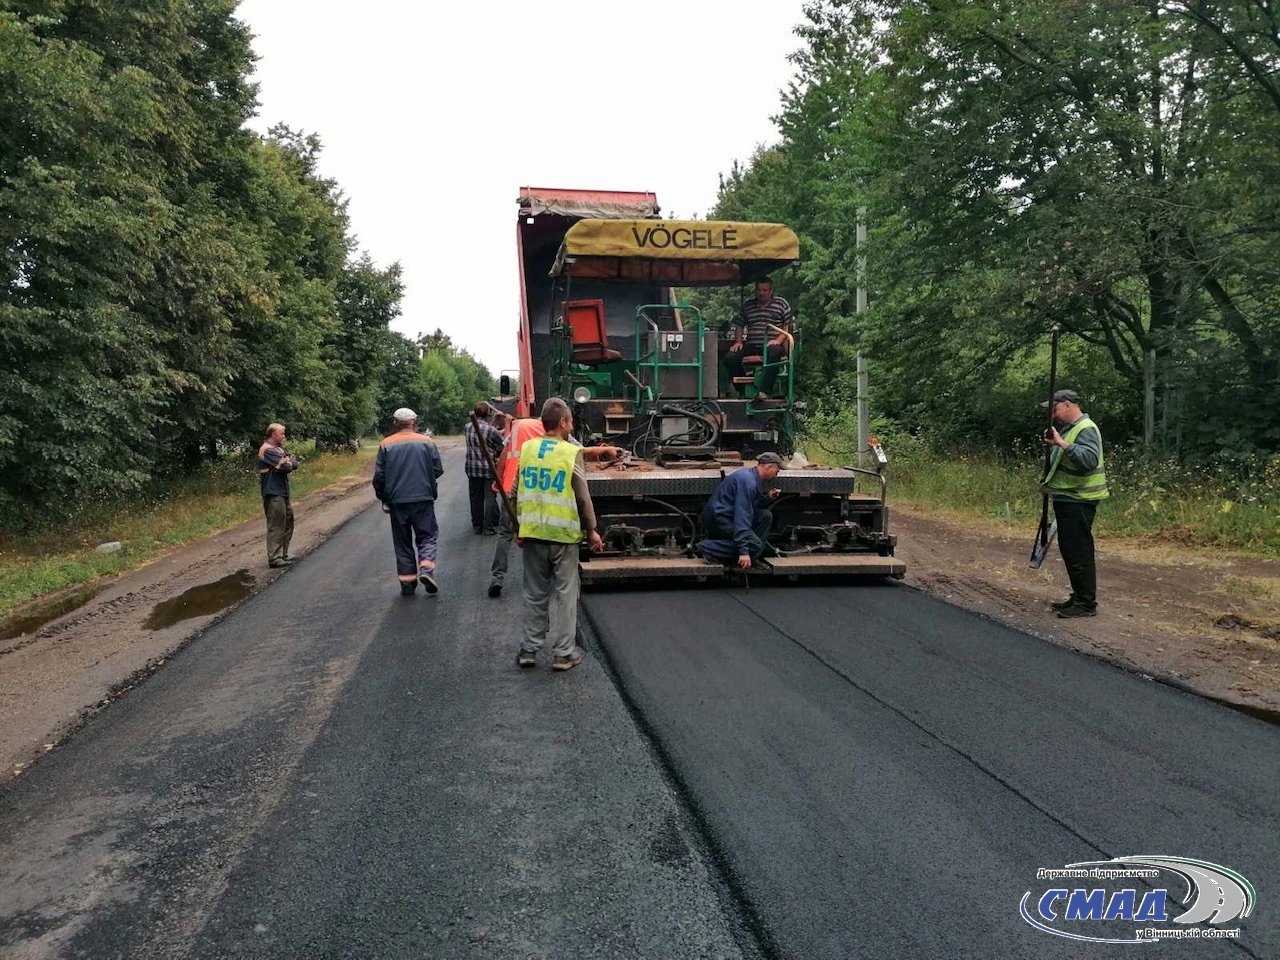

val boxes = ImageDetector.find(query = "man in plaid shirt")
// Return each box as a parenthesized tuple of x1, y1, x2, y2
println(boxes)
(464, 401, 505, 534)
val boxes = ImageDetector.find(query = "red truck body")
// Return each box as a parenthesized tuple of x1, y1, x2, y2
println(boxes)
(514, 187, 660, 417)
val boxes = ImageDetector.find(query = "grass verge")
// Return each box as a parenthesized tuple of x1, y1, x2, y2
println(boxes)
(800, 428, 1280, 557)
(0, 443, 375, 620)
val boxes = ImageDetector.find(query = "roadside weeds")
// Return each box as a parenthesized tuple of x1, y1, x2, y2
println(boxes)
(0, 445, 376, 623)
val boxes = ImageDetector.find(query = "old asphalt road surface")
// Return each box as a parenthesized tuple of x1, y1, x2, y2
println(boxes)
(0, 446, 747, 960)
(2, 442, 1278, 960)
(583, 582, 1280, 959)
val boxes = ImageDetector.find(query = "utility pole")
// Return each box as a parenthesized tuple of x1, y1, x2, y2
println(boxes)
(857, 355, 869, 468)
(856, 207, 868, 318)
(856, 208, 868, 466)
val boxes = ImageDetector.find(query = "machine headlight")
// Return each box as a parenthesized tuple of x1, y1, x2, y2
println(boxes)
(573, 386, 592, 403)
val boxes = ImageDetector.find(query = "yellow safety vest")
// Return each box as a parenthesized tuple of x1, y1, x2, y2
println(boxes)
(1043, 416, 1109, 501)
(516, 436, 582, 543)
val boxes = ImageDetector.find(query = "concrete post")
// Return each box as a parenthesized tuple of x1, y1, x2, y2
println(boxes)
(857, 353, 869, 468)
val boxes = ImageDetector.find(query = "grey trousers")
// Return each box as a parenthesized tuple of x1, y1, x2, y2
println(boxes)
(263, 495, 294, 563)
(520, 539, 581, 658)
(489, 507, 514, 587)
(484, 486, 500, 532)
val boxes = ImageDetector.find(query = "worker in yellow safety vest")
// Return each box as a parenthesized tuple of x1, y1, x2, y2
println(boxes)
(512, 398, 603, 671)
(1041, 388, 1109, 618)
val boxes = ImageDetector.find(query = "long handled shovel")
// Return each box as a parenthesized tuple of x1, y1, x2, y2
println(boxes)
(1029, 325, 1061, 569)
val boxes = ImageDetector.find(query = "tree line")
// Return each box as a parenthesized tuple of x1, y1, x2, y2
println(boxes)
(376, 329, 499, 436)
(715, 0, 1279, 461)
(0, 3, 494, 528)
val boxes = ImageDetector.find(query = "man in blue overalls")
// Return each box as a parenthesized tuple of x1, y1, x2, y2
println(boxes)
(373, 408, 445, 595)
(697, 452, 784, 569)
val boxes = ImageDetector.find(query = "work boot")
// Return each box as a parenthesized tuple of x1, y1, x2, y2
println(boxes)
(400, 582, 417, 596)
(1050, 595, 1076, 611)
(516, 649, 536, 668)
(551, 650, 584, 672)
(487, 582, 502, 598)
(1057, 604, 1097, 619)
(268, 559, 292, 568)
(419, 569, 439, 594)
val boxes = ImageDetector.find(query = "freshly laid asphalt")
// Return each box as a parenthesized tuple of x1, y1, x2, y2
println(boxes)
(0, 443, 1276, 959)
(583, 584, 1280, 958)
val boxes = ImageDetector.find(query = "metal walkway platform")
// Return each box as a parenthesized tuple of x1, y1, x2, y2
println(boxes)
(580, 552, 905, 584)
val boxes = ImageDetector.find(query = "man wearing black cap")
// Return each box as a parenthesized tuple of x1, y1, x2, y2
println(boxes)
(697, 452, 784, 569)
(1041, 389, 1109, 617)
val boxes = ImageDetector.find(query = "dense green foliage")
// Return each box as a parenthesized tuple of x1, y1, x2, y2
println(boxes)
(803, 408, 1280, 553)
(0, 3, 494, 528)
(716, 0, 1280, 461)
(0, 440, 375, 618)
(374, 329, 497, 435)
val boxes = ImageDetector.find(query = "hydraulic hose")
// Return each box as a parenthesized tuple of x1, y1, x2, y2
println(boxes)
(659, 403, 721, 448)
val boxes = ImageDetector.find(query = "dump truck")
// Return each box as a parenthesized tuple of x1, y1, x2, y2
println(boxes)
(513, 186, 905, 584)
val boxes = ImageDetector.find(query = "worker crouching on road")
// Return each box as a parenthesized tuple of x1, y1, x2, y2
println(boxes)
(259, 422, 299, 568)
(1041, 389, 1109, 618)
(513, 398, 604, 671)
(697, 452, 784, 569)
(488, 415, 546, 598)
(373, 407, 445, 596)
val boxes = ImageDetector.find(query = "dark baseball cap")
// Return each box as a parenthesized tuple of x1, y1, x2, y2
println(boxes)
(757, 451, 785, 466)
(1040, 389, 1079, 408)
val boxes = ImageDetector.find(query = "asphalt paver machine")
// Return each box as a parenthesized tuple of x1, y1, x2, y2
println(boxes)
(514, 187, 905, 584)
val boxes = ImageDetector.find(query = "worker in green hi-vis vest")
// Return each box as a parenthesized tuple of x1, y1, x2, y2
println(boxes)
(511, 397, 604, 672)
(1041, 388, 1109, 619)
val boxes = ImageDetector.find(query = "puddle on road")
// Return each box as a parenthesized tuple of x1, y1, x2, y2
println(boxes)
(0, 583, 103, 641)
(142, 570, 255, 630)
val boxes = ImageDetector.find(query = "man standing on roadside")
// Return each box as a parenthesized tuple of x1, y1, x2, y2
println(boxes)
(487, 415, 546, 598)
(374, 407, 445, 596)
(258, 422, 298, 569)
(1042, 389, 1109, 618)
(513, 398, 603, 671)
(464, 401, 505, 535)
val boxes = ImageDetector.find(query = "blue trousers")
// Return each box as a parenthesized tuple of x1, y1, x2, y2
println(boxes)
(698, 507, 773, 561)
(389, 501, 439, 583)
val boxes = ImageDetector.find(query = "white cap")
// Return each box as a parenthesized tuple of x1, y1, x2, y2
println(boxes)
(392, 407, 417, 422)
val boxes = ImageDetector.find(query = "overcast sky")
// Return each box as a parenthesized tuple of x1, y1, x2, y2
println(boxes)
(235, 0, 808, 377)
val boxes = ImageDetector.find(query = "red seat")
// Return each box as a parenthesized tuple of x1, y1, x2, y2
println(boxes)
(740, 355, 764, 366)
(566, 299, 622, 364)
